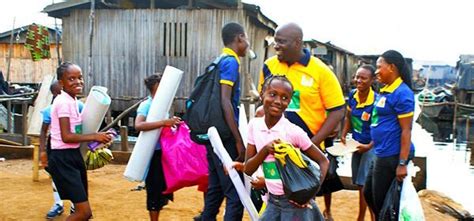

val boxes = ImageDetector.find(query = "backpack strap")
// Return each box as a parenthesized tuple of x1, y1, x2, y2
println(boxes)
(206, 54, 233, 73)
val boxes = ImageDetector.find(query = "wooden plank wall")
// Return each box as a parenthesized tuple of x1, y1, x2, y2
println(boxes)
(0, 44, 61, 83)
(62, 9, 272, 111)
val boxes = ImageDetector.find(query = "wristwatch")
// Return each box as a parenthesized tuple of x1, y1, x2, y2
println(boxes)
(398, 159, 408, 166)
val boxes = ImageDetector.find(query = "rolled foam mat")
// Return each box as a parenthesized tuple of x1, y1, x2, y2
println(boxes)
(80, 86, 111, 157)
(124, 66, 183, 182)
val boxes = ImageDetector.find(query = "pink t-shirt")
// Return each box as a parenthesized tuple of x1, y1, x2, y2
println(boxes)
(50, 91, 82, 149)
(247, 116, 313, 195)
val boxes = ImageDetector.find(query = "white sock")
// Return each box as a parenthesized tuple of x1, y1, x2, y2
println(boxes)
(52, 181, 63, 206)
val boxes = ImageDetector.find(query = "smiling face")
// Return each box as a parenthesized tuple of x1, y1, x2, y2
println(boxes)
(273, 25, 302, 64)
(375, 57, 394, 85)
(355, 67, 374, 92)
(261, 79, 293, 118)
(59, 64, 83, 97)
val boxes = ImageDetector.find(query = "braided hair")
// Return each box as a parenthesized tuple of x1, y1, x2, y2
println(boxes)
(56, 61, 75, 80)
(144, 73, 162, 92)
(261, 74, 294, 95)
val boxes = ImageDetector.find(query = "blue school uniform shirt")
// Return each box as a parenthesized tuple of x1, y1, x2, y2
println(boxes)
(136, 96, 163, 150)
(348, 88, 377, 144)
(370, 77, 415, 157)
(41, 101, 84, 124)
(219, 47, 241, 124)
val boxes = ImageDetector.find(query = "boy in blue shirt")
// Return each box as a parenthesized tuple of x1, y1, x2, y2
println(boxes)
(200, 22, 249, 221)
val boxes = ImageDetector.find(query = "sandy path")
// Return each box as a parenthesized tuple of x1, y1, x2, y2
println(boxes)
(0, 159, 454, 220)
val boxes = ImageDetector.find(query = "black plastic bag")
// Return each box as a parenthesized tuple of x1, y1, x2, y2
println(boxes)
(379, 179, 402, 221)
(276, 153, 322, 205)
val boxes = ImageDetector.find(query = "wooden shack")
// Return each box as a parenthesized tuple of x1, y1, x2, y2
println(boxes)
(0, 25, 61, 84)
(304, 39, 362, 94)
(43, 0, 277, 112)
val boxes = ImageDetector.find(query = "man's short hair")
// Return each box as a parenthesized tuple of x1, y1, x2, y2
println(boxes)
(221, 22, 245, 46)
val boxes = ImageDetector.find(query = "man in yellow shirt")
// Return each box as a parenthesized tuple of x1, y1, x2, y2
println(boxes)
(259, 23, 345, 148)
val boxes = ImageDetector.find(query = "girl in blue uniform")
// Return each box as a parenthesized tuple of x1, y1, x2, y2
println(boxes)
(363, 50, 415, 219)
(341, 64, 377, 221)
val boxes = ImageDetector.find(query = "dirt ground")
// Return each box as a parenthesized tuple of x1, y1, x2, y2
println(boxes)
(0, 159, 455, 221)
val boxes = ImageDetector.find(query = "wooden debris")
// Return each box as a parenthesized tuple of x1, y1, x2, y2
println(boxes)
(0, 138, 22, 146)
(419, 189, 473, 220)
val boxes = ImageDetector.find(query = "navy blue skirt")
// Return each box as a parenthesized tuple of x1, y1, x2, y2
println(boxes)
(48, 148, 88, 203)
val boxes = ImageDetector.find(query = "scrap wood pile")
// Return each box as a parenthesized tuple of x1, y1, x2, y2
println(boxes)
(419, 189, 473, 220)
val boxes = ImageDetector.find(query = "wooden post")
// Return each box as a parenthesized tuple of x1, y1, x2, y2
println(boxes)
(6, 18, 15, 82)
(31, 136, 40, 182)
(120, 126, 129, 152)
(21, 101, 28, 145)
(150, 0, 155, 9)
(249, 103, 255, 120)
(106, 109, 112, 125)
(7, 100, 12, 134)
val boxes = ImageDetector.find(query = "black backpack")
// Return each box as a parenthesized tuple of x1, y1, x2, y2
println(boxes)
(185, 54, 237, 144)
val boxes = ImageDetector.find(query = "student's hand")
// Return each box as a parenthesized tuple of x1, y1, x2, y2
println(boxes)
(235, 141, 246, 162)
(223, 162, 243, 175)
(250, 176, 266, 190)
(396, 165, 408, 182)
(356, 144, 371, 153)
(94, 132, 112, 143)
(232, 162, 244, 172)
(340, 135, 347, 145)
(255, 106, 265, 117)
(163, 116, 181, 127)
(289, 200, 311, 208)
(263, 140, 278, 155)
(40, 151, 48, 167)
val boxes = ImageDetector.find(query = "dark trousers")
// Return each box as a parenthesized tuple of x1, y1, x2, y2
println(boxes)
(363, 153, 413, 219)
(201, 138, 243, 221)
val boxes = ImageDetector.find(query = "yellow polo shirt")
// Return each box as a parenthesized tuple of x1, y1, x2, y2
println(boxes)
(258, 49, 345, 136)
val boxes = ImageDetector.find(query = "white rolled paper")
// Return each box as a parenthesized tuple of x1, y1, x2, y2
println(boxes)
(124, 65, 184, 182)
(238, 103, 248, 148)
(207, 127, 259, 221)
(80, 86, 111, 157)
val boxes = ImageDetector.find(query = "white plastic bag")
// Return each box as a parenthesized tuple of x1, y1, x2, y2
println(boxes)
(399, 162, 425, 221)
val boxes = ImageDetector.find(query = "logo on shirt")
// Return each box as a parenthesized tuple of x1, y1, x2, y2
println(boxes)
(361, 111, 371, 121)
(74, 124, 83, 134)
(376, 97, 386, 108)
(301, 74, 314, 87)
(263, 161, 281, 180)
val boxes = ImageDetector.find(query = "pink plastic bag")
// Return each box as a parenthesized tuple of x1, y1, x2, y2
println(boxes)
(160, 122, 208, 194)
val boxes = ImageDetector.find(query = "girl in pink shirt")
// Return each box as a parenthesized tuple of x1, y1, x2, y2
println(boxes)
(244, 75, 329, 220)
(48, 62, 112, 220)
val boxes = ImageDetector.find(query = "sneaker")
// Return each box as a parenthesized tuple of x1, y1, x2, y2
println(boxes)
(70, 206, 75, 214)
(46, 204, 64, 219)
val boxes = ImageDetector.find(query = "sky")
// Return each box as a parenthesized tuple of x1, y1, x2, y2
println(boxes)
(1, 0, 473, 66)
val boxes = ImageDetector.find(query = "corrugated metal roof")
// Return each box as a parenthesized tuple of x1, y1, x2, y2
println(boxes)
(42, 0, 276, 32)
